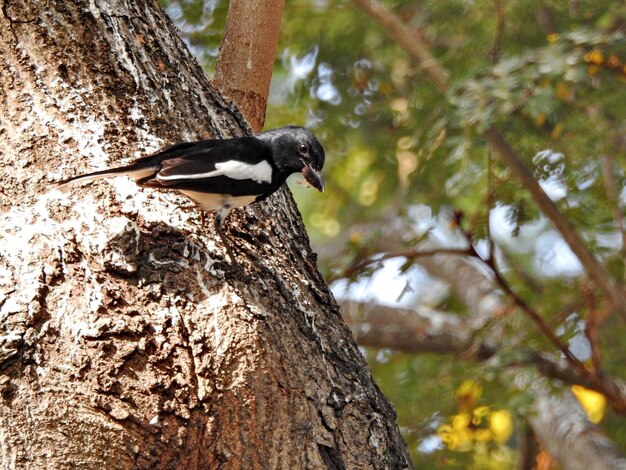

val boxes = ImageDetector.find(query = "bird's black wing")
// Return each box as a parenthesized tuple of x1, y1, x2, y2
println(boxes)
(54, 140, 214, 186)
(139, 137, 278, 197)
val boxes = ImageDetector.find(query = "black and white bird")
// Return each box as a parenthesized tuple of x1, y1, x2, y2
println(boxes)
(56, 126, 325, 262)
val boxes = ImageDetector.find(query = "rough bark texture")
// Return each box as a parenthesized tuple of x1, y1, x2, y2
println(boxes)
(213, 0, 285, 132)
(0, 1, 412, 468)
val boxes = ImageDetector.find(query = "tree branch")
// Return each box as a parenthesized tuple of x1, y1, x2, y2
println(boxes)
(339, 299, 626, 397)
(531, 391, 626, 470)
(214, 0, 285, 132)
(340, 300, 492, 357)
(483, 127, 626, 321)
(351, 0, 448, 92)
(339, 300, 626, 469)
(350, 0, 626, 322)
(327, 247, 472, 283)
(322, 218, 626, 413)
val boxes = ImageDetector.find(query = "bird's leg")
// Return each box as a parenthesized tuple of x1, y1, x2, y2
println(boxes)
(214, 209, 239, 266)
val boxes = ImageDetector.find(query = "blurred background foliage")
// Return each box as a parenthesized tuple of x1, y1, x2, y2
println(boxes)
(162, 0, 625, 467)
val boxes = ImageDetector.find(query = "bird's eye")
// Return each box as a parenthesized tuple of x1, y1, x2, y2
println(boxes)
(298, 142, 309, 155)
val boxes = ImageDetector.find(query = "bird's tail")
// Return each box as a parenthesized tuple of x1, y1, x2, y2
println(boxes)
(54, 163, 156, 186)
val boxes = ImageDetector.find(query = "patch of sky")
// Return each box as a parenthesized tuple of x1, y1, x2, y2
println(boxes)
(313, 63, 341, 105)
(418, 435, 444, 454)
(269, 47, 319, 105)
(333, 259, 449, 308)
(534, 150, 567, 201)
(556, 315, 592, 362)
(533, 230, 583, 278)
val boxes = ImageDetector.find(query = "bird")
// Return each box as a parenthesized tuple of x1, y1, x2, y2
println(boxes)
(55, 126, 325, 263)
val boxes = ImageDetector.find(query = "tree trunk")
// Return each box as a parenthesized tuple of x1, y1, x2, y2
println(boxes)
(0, 1, 412, 468)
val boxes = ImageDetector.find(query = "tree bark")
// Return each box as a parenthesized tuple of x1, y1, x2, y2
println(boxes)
(0, 1, 411, 468)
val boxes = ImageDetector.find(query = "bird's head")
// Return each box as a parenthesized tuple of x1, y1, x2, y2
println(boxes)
(258, 126, 325, 192)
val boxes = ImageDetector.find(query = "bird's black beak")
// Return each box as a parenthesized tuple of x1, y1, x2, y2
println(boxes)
(301, 164, 324, 192)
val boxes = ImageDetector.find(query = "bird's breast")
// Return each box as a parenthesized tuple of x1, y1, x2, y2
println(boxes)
(179, 190, 257, 212)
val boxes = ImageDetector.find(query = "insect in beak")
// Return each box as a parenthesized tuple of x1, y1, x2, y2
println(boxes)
(301, 163, 324, 192)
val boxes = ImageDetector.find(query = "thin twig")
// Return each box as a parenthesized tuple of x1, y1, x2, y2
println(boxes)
(583, 284, 611, 375)
(454, 216, 587, 374)
(327, 247, 471, 283)
(498, 246, 545, 295)
(487, 0, 503, 261)
(599, 155, 626, 265)
(586, 311, 603, 375)
(486, 150, 496, 265)
(490, 0, 505, 64)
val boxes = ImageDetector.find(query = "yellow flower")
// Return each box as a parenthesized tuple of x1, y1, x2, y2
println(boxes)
(534, 113, 547, 126)
(438, 414, 473, 451)
(489, 410, 513, 444)
(474, 429, 492, 442)
(456, 380, 482, 409)
(473, 406, 490, 425)
(572, 385, 606, 423)
(584, 49, 604, 65)
(547, 33, 560, 44)
(551, 123, 564, 140)
(453, 412, 472, 430)
(555, 82, 572, 102)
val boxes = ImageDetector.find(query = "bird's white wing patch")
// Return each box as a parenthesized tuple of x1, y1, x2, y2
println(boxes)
(158, 160, 272, 184)
(215, 160, 273, 183)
